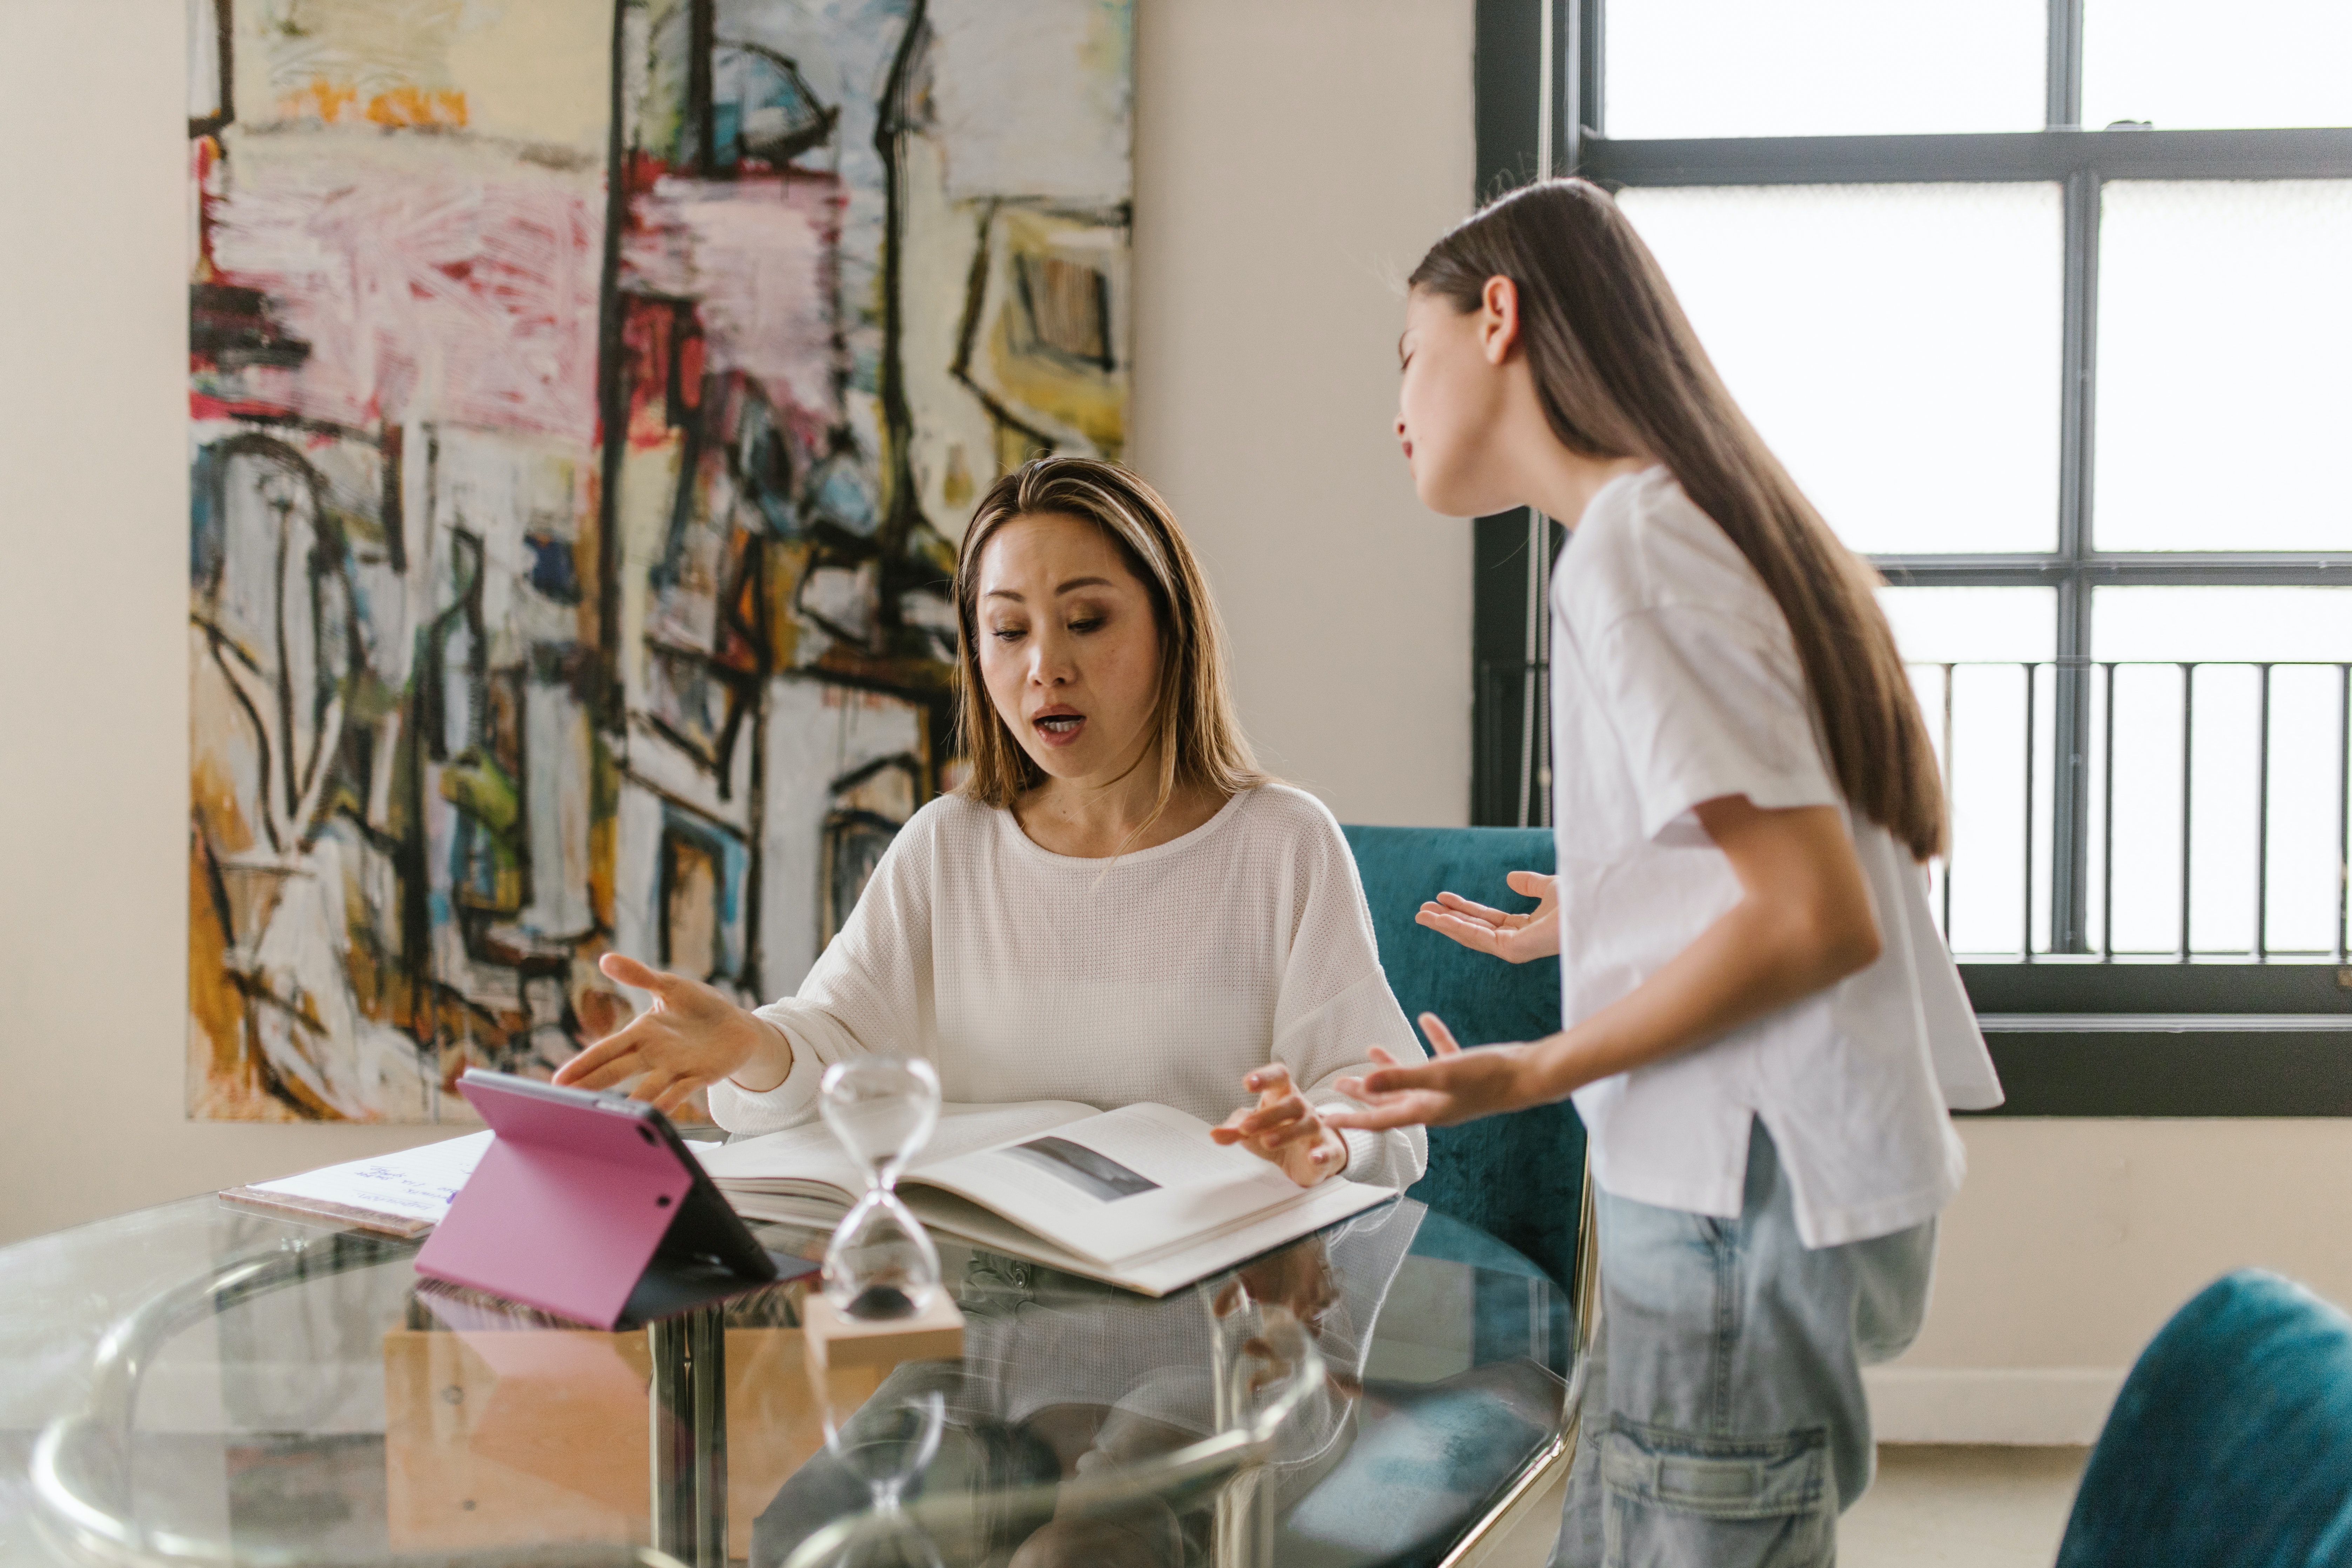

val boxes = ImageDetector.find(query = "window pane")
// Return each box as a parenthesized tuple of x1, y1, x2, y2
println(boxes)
(1882, 586, 2056, 664)
(2094, 586, 2352, 662)
(2091, 589, 2351, 959)
(1607, 0, 2045, 138)
(2083, 0, 2352, 130)
(1621, 185, 2061, 554)
(2095, 181, 2352, 551)
(1885, 589, 2057, 957)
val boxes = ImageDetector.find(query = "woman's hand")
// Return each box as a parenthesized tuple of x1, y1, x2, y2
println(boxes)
(1416, 870, 1559, 963)
(551, 953, 793, 1116)
(1324, 1013, 1538, 1131)
(1211, 1064, 1349, 1186)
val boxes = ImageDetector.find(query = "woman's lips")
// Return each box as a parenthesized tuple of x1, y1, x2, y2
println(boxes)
(1032, 708, 1086, 748)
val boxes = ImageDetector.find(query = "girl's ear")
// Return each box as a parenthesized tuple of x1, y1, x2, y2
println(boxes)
(1478, 275, 1520, 365)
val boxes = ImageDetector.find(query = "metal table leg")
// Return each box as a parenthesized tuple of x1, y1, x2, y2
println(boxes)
(651, 1306, 728, 1566)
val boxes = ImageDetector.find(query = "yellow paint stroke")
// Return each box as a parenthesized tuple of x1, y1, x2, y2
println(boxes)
(366, 86, 470, 128)
(275, 78, 468, 128)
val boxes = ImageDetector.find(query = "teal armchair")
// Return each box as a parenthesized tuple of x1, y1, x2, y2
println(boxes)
(2056, 1269, 2352, 1566)
(1340, 825, 1588, 1299)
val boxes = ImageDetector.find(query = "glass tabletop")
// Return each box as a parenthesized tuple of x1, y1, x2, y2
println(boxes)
(0, 1192, 1572, 1568)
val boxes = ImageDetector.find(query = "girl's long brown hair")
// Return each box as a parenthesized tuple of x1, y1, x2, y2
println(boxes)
(1412, 179, 1946, 861)
(952, 457, 1265, 829)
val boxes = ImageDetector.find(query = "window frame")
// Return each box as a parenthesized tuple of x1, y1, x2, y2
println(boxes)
(1470, 0, 2352, 1114)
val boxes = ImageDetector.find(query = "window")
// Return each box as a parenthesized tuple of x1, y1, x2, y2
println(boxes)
(1472, 0, 2352, 1113)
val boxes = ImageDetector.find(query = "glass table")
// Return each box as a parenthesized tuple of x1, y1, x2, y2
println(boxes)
(1, 1192, 1574, 1568)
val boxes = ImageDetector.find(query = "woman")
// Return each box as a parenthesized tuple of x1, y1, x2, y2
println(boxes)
(556, 454, 1427, 1191)
(1327, 179, 2002, 1566)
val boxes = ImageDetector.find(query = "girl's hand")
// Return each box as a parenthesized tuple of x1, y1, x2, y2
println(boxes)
(1416, 870, 1559, 963)
(1211, 1064, 1349, 1186)
(551, 953, 792, 1117)
(1324, 1013, 1535, 1130)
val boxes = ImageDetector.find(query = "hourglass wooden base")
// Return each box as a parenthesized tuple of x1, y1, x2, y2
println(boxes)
(801, 1289, 966, 1372)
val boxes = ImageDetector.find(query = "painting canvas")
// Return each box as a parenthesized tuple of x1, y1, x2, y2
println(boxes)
(187, 0, 1133, 1121)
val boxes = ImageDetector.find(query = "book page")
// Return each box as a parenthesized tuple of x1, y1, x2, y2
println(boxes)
(699, 1099, 1093, 1198)
(910, 1103, 1308, 1268)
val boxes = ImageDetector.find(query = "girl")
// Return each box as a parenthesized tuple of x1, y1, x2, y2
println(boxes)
(1327, 179, 2001, 1567)
(556, 454, 1427, 1191)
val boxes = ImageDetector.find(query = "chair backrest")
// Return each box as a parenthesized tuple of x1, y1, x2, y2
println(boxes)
(1340, 825, 1586, 1297)
(2056, 1268, 2352, 1568)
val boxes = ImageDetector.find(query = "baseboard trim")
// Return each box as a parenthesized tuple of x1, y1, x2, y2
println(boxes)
(1863, 1365, 2125, 1446)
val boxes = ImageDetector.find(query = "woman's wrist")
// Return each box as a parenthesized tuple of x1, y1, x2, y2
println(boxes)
(727, 1013, 797, 1094)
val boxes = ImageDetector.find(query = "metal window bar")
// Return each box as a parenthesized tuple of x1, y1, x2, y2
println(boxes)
(1920, 660, 2352, 964)
(2340, 662, 2351, 965)
(2022, 663, 2038, 962)
(2179, 663, 2195, 963)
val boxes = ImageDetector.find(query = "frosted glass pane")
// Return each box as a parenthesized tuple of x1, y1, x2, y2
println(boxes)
(2096, 181, 2352, 551)
(2084, 0, 2352, 129)
(1620, 185, 2061, 554)
(2094, 587, 2352, 662)
(1608, 0, 2045, 138)
(1882, 586, 2055, 663)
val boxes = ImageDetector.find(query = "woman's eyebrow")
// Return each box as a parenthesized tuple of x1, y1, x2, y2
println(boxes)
(983, 574, 1116, 603)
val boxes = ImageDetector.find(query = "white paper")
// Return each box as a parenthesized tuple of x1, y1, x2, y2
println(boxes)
(249, 1131, 497, 1224)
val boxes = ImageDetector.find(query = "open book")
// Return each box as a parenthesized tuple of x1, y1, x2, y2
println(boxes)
(697, 1100, 1397, 1297)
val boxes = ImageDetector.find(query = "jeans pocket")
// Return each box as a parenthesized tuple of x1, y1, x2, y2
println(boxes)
(1599, 1418, 1834, 1568)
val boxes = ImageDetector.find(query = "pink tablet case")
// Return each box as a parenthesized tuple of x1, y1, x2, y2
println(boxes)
(416, 1079, 697, 1329)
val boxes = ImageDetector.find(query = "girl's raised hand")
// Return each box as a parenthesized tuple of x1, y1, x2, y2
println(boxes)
(1415, 870, 1560, 963)
(1211, 1063, 1350, 1186)
(1324, 1013, 1533, 1131)
(551, 952, 792, 1117)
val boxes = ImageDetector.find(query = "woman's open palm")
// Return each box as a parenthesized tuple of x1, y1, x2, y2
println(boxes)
(1415, 870, 1560, 963)
(551, 953, 786, 1116)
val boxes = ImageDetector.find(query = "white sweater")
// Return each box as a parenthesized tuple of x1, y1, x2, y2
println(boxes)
(709, 783, 1430, 1189)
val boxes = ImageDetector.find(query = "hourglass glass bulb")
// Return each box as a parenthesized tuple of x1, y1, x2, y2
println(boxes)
(820, 1057, 943, 1319)
(820, 1057, 941, 1190)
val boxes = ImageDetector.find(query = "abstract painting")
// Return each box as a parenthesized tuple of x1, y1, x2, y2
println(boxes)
(188, 0, 1133, 1120)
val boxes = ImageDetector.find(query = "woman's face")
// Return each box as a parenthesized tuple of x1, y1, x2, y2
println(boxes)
(974, 511, 1164, 788)
(1395, 283, 1517, 518)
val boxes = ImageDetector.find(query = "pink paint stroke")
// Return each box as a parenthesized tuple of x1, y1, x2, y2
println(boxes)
(623, 171, 846, 455)
(206, 153, 606, 443)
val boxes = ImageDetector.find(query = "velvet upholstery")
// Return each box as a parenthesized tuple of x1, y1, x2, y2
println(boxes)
(1339, 825, 1586, 1296)
(2056, 1268, 2352, 1568)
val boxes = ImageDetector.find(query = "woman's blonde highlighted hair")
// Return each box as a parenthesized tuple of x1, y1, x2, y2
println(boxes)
(952, 456, 1264, 823)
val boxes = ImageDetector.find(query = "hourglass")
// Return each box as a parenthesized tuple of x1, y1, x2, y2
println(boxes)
(804, 1057, 963, 1371)
(818, 1055, 945, 1320)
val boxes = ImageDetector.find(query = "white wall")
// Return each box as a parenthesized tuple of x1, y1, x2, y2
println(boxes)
(4, 0, 2348, 1453)
(1128, 0, 1474, 823)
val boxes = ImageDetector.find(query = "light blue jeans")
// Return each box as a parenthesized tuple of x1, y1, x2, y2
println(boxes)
(1550, 1121, 1937, 1568)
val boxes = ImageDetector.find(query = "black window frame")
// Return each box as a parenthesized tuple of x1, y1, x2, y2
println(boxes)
(1471, 0, 2352, 1115)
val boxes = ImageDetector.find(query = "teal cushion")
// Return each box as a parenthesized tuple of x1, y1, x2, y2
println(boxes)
(1339, 826, 1586, 1296)
(2057, 1269, 2352, 1567)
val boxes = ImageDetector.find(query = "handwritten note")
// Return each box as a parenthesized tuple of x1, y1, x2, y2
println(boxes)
(250, 1131, 498, 1224)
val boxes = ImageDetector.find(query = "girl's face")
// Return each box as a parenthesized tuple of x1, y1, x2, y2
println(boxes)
(1395, 283, 1519, 518)
(975, 511, 1164, 788)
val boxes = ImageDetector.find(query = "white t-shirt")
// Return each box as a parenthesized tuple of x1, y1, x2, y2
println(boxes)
(1552, 466, 2002, 1248)
(708, 783, 1431, 1190)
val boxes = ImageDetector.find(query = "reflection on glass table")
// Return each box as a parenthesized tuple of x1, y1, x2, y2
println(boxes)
(1, 1188, 1573, 1568)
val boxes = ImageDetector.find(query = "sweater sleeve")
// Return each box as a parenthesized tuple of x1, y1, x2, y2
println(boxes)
(704, 801, 941, 1136)
(1267, 795, 1430, 1190)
